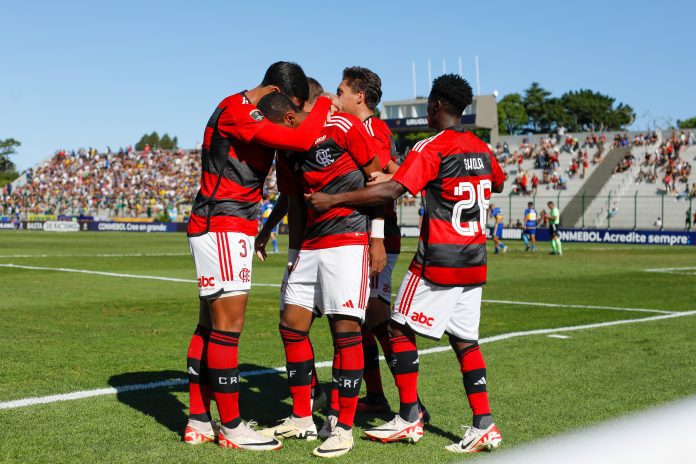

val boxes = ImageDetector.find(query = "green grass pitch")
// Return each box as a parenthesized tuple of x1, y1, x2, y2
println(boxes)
(1, 231, 695, 463)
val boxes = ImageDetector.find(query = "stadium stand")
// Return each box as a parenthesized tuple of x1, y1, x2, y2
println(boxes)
(2, 130, 693, 231)
(586, 131, 695, 230)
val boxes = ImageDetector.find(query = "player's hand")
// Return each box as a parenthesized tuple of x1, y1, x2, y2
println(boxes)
(254, 230, 270, 262)
(321, 92, 342, 113)
(369, 237, 386, 276)
(304, 192, 334, 213)
(367, 171, 393, 184)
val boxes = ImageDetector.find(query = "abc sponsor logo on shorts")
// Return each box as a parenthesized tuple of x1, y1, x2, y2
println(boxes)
(197, 276, 215, 288)
(411, 311, 434, 327)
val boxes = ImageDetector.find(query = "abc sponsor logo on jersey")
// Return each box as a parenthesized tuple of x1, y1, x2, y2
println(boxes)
(198, 276, 216, 288)
(411, 311, 434, 328)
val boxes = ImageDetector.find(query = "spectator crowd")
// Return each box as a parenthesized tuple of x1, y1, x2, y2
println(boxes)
(492, 132, 607, 195)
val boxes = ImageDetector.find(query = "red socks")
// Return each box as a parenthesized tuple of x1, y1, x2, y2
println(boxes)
(186, 325, 212, 422)
(390, 334, 420, 421)
(279, 325, 314, 418)
(456, 344, 491, 423)
(206, 329, 241, 428)
(334, 332, 363, 429)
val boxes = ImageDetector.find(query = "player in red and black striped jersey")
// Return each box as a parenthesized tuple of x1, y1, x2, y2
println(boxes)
(254, 90, 385, 458)
(184, 62, 340, 451)
(334, 67, 403, 415)
(306, 74, 505, 453)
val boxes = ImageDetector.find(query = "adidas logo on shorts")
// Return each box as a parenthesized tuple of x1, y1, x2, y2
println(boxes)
(342, 300, 355, 308)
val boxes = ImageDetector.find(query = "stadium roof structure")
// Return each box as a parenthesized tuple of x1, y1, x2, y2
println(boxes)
(381, 94, 499, 143)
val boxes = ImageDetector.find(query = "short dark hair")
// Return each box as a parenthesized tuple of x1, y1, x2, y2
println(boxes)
(307, 77, 324, 105)
(430, 74, 473, 116)
(261, 61, 309, 104)
(342, 66, 382, 110)
(528, 202, 534, 207)
(257, 92, 301, 124)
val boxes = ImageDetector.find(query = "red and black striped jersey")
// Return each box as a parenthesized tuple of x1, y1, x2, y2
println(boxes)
(392, 128, 504, 286)
(281, 113, 375, 250)
(363, 116, 400, 254)
(187, 92, 330, 237)
(188, 92, 276, 236)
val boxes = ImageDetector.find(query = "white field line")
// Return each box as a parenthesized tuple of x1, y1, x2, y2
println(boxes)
(547, 334, 571, 339)
(1, 309, 695, 411)
(0, 264, 676, 314)
(644, 266, 696, 276)
(482, 299, 673, 314)
(0, 253, 190, 258)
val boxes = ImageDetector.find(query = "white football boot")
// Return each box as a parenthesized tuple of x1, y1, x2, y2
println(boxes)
(217, 421, 282, 451)
(312, 427, 354, 458)
(445, 424, 502, 453)
(364, 414, 423, 443)
(258, 415, 318, 441)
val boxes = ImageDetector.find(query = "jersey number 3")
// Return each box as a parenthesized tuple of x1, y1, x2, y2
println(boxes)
(451, 180, 491, 236)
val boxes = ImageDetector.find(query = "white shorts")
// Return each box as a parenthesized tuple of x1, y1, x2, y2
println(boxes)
(369, 253, 399, 303)
(392, 270, 482, 341)
(283, 244, 370, 321)
(188, 231, 253, 299)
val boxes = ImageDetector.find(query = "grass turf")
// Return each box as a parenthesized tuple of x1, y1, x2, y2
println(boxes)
(0, 231, 695, 463)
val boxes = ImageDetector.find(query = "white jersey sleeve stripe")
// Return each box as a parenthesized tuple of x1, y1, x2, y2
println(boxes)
(330, 115, 353, 130)
(324, 122, 349, 133)
(413, 131, 445, 152)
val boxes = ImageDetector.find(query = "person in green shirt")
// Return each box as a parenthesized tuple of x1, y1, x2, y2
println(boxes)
(547, 201, 562, 256)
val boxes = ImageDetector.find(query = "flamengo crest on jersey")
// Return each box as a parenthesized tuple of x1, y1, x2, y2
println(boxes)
(283, 112, 373, 250)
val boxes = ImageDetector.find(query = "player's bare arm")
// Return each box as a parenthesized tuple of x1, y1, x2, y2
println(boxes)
(306, 180, 406, 214)
(360, 156, 388, 276)
(255, 193, 289, 261)
(251, 95, 334, 152)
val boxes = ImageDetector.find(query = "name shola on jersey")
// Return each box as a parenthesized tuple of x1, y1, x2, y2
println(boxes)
(392, 128, 505, 286)
(364, 116, 401, 254)
(277, 113, 375, 250)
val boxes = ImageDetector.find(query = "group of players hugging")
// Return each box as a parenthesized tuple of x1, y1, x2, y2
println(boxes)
(183, 61, 504, 458)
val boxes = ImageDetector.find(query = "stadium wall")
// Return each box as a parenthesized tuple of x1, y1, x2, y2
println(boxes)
(2, 220, 694, 246)
(488, 226, 695, 246)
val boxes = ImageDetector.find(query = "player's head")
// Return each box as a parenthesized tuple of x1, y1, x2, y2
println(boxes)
(257, 92, 307, 128)
(337, 66, 382, 117)
(427, 74, 473, 129)
(528, 202, 534, 208)
(548, 201, 555, 208)
(490, 203, 496, 210)
(303, 77, 325, 112)
(260, 61, 309, 108)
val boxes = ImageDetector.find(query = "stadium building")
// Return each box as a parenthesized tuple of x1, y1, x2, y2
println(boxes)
(381, 94, 500, 156)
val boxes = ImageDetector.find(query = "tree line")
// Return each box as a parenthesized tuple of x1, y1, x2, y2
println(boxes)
(134, 132, 178, 151)
(497, 82, 636, 135)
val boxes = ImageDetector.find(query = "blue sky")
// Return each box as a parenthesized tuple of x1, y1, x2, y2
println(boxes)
(2, 0, 694, 170)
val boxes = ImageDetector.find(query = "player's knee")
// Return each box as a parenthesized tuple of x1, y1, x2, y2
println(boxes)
(387, 319, 412, 338)
(332, 314, 362, 333)
(448, 334, 479, 359)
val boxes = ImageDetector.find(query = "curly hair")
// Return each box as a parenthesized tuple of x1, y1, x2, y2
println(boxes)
(430, 74, 473, 116)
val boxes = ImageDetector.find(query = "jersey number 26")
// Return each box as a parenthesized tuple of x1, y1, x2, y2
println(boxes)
(451, 180, 491, 236)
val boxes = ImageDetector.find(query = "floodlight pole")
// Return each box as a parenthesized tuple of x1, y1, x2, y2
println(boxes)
(412, 61, 417, 98)
(475, 56, 481, 95)
(427, 60, 432, 90)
